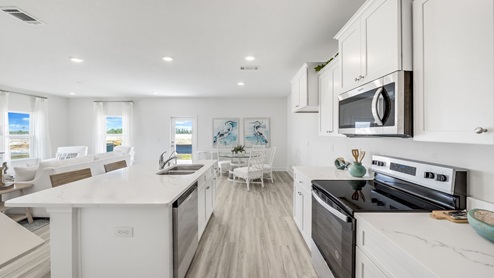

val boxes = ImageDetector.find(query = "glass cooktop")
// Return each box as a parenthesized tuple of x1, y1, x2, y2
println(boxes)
(312, 178, 448, 215)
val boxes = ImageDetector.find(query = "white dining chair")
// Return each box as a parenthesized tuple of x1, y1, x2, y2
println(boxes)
(216, 144, 232, 176)
(232, 148, 265, 191)
(263, 146, 276, 183)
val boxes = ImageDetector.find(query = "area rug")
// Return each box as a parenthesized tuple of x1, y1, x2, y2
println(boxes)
(18, 218, 50, 232)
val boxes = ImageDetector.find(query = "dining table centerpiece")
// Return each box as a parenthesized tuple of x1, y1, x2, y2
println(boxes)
(231, 145, 246, 155)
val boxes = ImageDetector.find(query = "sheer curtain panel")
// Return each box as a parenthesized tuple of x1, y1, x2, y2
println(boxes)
(32, 97, 52, 160)
(122, 102, 133, 147)
(92, 102, 106, 153)
(0, 92, 9, 160)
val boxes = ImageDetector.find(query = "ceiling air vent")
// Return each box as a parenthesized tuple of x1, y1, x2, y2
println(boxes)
(1, 7, 44, 25)
(240, 66, 259, 71)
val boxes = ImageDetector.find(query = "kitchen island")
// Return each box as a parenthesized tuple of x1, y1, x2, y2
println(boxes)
(5, 160, 217, 278)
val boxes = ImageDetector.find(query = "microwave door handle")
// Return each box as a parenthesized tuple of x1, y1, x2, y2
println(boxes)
(371, 87, 384, 126)
(312, 190, 351, 223)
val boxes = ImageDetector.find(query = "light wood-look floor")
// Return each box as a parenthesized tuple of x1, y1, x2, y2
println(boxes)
(0, 225, 51, 278)
(186, 171, 317, 278)
(0, 171, 316, 278)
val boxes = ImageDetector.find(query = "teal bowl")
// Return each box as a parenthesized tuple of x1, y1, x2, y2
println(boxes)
(467, 209, 494, 243)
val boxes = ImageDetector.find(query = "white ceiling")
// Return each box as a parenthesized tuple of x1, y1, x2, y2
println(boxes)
(0, 0, 365, 98)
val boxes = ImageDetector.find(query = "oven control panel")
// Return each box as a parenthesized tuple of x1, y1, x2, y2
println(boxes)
(371, 155, 467, 195)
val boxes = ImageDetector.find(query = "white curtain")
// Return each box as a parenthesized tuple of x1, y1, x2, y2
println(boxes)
(32, 97, 52, 160)
(122, 102, 133, 147)
(92, 102, 106, 153)
(0, 92, 9, 160)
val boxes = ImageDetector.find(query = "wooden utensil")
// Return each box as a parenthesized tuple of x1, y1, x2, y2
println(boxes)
(351, 149, 359, 162)
(359, 151, 366, 163)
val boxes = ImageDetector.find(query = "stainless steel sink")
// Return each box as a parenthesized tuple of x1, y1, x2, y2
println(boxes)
(157, 164, 204, 175)
(169, 165, 204, 171)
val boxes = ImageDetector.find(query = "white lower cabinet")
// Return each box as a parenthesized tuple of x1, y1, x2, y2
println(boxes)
(292, 169, 312, 248)
(355, 247, 387, 278)
(356, 214, 434, 277)
(198, 165, 216, 239)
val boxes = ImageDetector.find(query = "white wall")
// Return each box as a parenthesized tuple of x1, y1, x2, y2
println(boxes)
(286, 96, 494, 203)
(67, 97, 288, 169)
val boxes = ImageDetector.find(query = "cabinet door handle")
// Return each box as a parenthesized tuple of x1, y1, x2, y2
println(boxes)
(298, 192, 302, 195)
(298, 181, 303, 184)
(354, 77, 359, 82)
(206, 186, 210, 190)
(359, 75, 365, 79)
(474, 127, 488, 134)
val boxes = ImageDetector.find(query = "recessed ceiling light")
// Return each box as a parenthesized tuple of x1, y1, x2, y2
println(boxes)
(162, 56, 174, 62)
(68, 92, 76, 95)
(153, 92, 159, 95)
(69, 57, 84, 63)
(245, 56, 255, 61)
(238, 82, 245, 86)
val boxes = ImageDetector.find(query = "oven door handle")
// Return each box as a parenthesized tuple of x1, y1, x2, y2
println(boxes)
(312, 191, 351, 223)
(371, 87, 384, 126)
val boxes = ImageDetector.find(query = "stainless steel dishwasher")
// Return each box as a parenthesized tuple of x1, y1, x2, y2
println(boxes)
(173, 182, 198, 278)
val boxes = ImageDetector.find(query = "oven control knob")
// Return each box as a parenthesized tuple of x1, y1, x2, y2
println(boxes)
(372, 160, 377, 165)
(424, 172, 435, 179)
(376, 201, 385, 206)
(436, 174, 447, 182)
(377, 161, 385, 167)
(371, 198, 378, 203)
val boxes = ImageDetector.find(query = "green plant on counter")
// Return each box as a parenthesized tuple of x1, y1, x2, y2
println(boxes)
(231, 145, 245, 154)
(314, 52, 339, 72)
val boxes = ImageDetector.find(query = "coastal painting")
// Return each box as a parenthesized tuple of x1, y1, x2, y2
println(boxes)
(244, 118, 270, 147)
(212, 118, 239, 146)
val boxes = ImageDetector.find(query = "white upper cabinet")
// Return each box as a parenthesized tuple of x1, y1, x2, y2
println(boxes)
(291, 62, 321, 113)
(413, 0, 494, 144)
(318, 56, 344, 136)
(335, 0, 412, 94)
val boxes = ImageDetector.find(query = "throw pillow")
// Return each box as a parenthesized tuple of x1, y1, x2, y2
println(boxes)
(56, 152, 80, 160)
(14, 165, 39, 182)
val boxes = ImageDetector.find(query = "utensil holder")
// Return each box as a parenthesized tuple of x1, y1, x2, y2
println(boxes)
(349, 162, 366, 178)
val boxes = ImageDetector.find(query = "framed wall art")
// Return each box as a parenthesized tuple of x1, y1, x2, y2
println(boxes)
(212, 118, 239, 147)
(244, 118, 270, 147)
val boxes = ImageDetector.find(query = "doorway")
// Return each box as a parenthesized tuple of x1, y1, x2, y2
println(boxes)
(170, 117, 197, 162)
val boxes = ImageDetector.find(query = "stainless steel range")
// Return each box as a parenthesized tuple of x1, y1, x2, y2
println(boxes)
(310, 155, 467, 278)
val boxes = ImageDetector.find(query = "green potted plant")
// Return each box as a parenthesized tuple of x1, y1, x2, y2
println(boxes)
(231, 145, 245, 154)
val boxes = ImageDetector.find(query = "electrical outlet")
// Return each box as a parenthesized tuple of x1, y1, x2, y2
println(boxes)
(115, 226, 133, 237)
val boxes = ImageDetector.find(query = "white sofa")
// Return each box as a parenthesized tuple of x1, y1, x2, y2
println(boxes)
(5, 152, 131, 218)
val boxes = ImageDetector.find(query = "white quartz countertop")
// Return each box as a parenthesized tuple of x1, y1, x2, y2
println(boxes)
(6, 160, 216, 208)
(356, 212, 494, 277)
(293, 165, 374, 181)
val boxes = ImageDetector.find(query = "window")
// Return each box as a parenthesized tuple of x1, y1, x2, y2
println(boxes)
(8, 112, 32, 159)
(106, 116, 123, 152)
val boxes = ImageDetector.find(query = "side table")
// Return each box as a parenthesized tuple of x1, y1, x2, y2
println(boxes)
(0, 183, 34, 223)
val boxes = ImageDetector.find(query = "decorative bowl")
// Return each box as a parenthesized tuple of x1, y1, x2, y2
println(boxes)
(467, 208, 494, 243)
(334, 157, 350, 170)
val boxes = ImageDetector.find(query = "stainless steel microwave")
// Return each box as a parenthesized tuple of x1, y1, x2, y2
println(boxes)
(338, 71, 413, 137)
